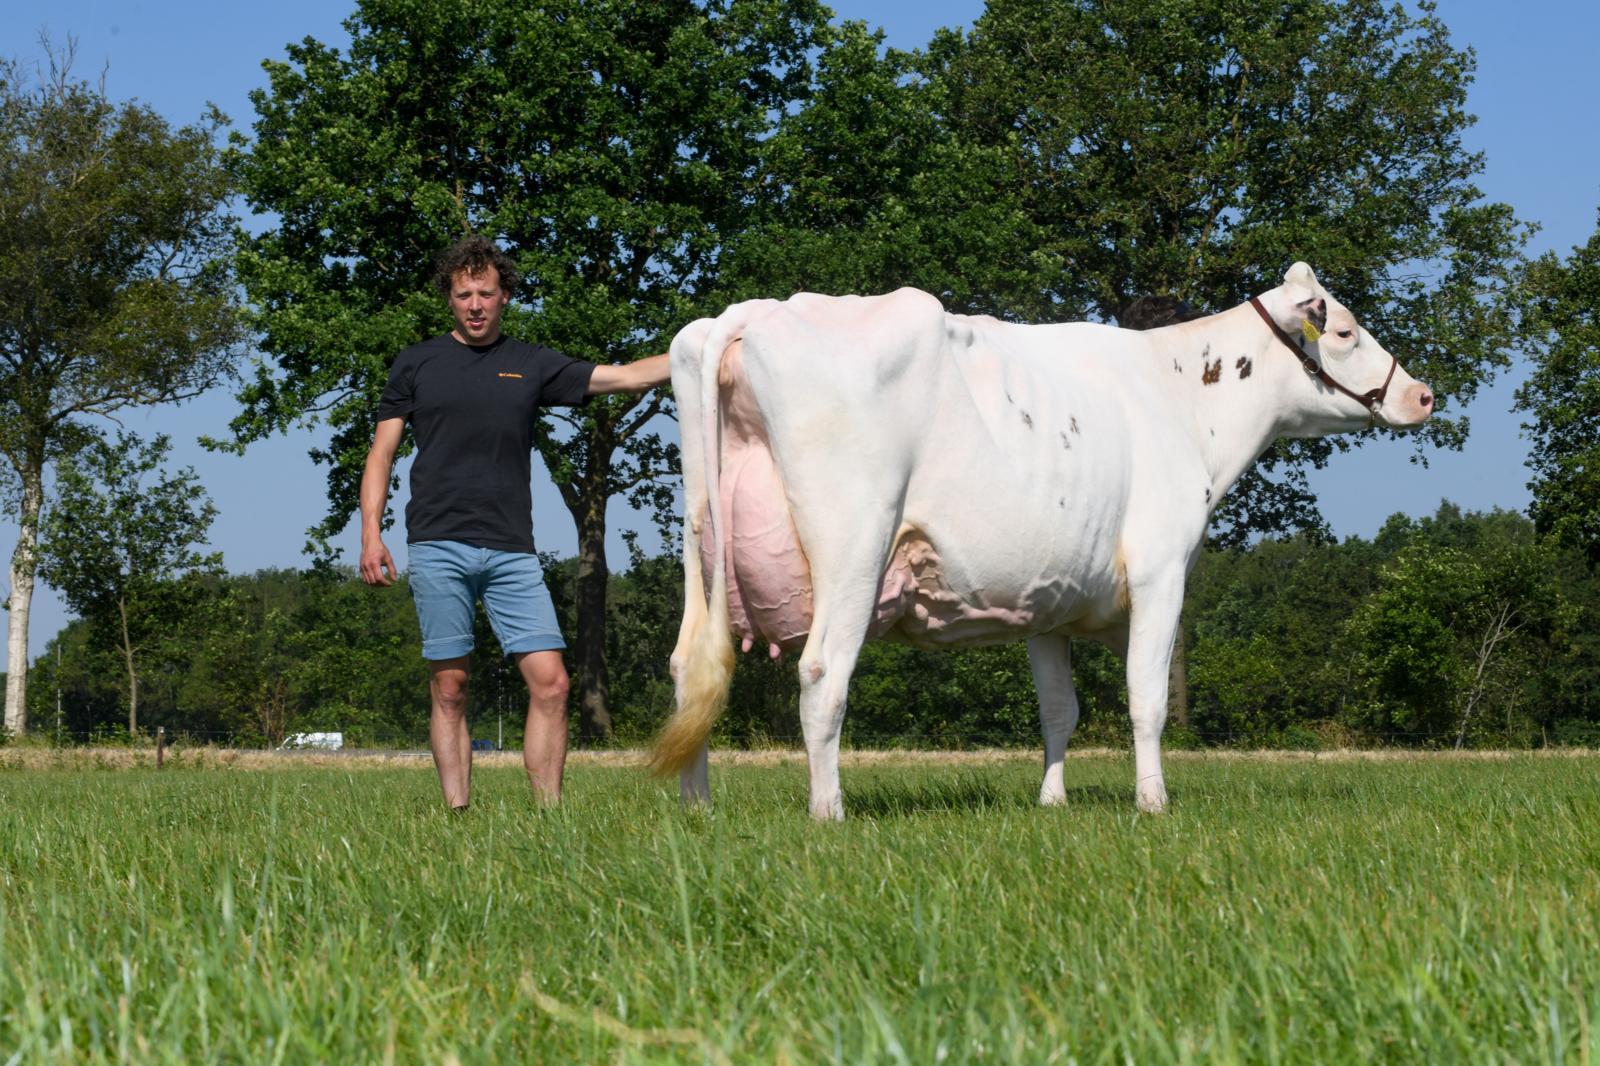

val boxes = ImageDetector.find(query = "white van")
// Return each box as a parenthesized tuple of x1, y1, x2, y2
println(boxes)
(278, 731, 344, 751)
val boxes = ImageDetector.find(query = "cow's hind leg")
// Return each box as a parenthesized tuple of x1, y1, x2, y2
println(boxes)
(794, 550, 891, 821)
(1124, 572, 1184, 813)
(679, 743, 710, 808)
(795, 620, 873, 821)
(1027, 634, 1079, 806)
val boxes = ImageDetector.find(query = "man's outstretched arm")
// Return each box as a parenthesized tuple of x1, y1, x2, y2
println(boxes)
(587, 353, 670, 395)
(359, 417, 406, 586)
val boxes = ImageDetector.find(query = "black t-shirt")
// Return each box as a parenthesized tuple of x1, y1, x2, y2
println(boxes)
(376, 333, 595, 552)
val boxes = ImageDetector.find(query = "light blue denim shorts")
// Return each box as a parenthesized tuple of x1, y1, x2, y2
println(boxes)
(407, 540, 565, 661)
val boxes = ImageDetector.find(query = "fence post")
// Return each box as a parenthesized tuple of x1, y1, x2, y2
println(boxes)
(156, 726, 166, 769)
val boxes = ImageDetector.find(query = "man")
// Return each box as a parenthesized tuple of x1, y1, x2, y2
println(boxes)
(359, 236, 669, 809)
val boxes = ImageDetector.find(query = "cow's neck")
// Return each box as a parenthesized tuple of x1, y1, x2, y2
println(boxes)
(1148, 303, 1304, 503)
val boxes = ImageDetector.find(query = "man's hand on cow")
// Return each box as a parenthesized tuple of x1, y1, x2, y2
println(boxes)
(360, 537, 398, 587)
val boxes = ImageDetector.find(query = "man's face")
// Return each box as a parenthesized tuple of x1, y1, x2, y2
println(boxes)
(448, 267, 510, 345)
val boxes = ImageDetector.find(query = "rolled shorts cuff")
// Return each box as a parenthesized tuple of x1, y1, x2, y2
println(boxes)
(421, 633, 476, 661)
(499, 632, 567, 656)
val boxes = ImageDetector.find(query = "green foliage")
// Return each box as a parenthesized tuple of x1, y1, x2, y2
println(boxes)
(1343, 545, 1473, 739)
(35, 432, 222, 733)
(1185, 534, 1379, 742)
(1515, 207, 1600, 563)
(25, 505, 1600, 750)
(1347, 507, 1561, 745)
(0, 46, 241, 468)
(719, 20, 1053, 318)
(181, 569, 431, 746)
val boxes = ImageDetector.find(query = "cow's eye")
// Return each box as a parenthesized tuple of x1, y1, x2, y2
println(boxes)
(1335, 329, 1354, 340)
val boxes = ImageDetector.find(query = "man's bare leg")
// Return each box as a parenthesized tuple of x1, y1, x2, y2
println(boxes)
(514, 650, 570, 804)
(428, 656, 473, 808)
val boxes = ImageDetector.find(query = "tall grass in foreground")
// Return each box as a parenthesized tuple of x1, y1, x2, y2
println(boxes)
(1, 754, 1597, 1062)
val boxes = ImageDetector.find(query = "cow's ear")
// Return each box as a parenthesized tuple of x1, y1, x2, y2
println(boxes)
(1284, 261, 1317, 287)
(1272, 262, 1327, 339)
(1282, 261, 1319, 298)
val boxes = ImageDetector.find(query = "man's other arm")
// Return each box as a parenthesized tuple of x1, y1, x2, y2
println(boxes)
(586, 353, 670, 395)
(359, 417, 406, 586)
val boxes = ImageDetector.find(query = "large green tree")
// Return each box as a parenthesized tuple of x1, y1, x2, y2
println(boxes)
(722, 1, 1525, 729)
(36, 432, 222, 735)
(229, 0, 831, 741)
(923, 0, 1527, 542)
(719, 20, 1054, 318)
(0, 45, 241, 735)
(1515, 208, 1600, 563)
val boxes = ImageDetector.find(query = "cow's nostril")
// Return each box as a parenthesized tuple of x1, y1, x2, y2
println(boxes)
(1420, 391, 1433, 408)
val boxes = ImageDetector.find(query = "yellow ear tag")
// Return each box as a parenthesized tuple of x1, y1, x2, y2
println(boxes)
(1300, 320, 1322, 343)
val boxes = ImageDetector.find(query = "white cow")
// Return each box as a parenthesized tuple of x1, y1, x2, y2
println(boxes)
(653, 263, 1433, 818)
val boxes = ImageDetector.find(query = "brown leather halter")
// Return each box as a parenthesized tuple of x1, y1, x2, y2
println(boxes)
(1249, 296, 1397, 421)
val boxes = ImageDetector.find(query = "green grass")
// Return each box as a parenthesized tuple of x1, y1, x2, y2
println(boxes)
(2, 752, 1597, 1062)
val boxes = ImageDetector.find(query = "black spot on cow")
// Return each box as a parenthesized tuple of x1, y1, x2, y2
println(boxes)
(1236, 355, 1252, 380)
(1005, 389, 1014, 405)
(1209, 428, 1215, 437)
(1058, 497, 1065, 508)
(1202, 359, 1222, 385)
(1020, 410, 1034, 429)
(1059, 431, 1072, 451)
(1173, 358, 1183, 374)
(1205, 487, 1212, 504)
(1070, 416, 1080, 434)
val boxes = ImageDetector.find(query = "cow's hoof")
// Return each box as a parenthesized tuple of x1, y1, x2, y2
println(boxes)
(809, 797, 845, 822)
(1135, 785, 1169, 814)
(1038, 787, 1067, 807)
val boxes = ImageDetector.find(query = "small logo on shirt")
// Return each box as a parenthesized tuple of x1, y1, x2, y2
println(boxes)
(497, 372, 524, 379)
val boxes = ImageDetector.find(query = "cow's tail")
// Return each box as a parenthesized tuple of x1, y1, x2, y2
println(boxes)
(650, 314, 741, 776)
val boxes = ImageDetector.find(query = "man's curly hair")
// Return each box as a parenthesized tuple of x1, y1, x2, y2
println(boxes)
(433, 236, 520, 296)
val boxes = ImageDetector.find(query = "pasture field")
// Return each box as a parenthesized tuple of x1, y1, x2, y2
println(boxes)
(1, 750, 1597, 1063)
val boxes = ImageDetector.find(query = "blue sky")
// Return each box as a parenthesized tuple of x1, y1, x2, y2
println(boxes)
(4, 0, 1598, 670)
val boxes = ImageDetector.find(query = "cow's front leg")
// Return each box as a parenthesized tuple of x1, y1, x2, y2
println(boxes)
(679, 743, 710, 809)
(1027, 634, 1079, 806)
(1124, 573, 1185, 813)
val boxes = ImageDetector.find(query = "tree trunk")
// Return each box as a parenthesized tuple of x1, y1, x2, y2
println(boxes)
(118, 596, 138, 736)
(3, 465, 43, 736)
(573, 482, 613, 744)
(1455, 601, 1517, 750)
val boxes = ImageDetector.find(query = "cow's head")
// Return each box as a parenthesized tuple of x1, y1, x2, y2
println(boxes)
(1264, 262, 1433, 432)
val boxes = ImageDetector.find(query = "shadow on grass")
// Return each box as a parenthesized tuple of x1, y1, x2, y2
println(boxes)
(840, 771, 1019, 817)
(1057, 783, 1140, 809)
(840, 773, 1139, 818)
